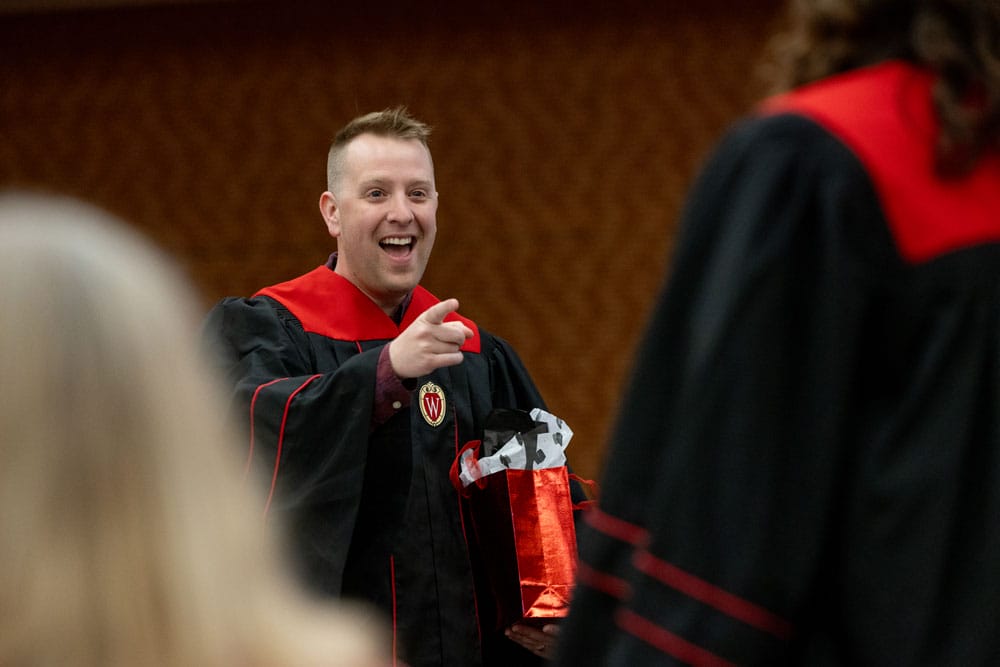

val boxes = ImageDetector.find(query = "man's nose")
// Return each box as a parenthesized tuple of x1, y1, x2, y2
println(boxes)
(386, 194, 415, 223)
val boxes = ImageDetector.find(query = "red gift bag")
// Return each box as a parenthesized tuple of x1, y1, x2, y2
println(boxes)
(451, 440, 583, 629)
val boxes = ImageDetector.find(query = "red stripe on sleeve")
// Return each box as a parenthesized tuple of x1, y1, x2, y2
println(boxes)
(575, 561, 632, 600)
(616, 608, 737, 667)
(262, 374, 323, 516)
(633, 550, 793, 640)
(247, 377, 287, 478)
(585, 506, 650, 546)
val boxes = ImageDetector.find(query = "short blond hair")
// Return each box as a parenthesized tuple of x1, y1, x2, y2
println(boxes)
(0, 192, 385, 667)
(326, 105, 433, 192)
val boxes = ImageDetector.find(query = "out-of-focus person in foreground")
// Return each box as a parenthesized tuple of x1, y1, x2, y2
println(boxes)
(0, 192, 387, 667)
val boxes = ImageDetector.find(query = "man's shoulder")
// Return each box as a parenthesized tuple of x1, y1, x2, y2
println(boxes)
(253, 265, 333, 300)
(208, 266, 328, 322)
(471, 326, 528, 365)
(252, 266, 395, 341)
(210, 285, 296, 313)
(205, 293, 304, 341)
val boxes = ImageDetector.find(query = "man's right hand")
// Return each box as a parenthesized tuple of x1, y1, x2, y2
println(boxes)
(388, 298, 474, 379)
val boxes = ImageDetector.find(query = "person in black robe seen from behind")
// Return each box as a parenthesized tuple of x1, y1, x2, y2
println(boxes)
(555, 1, 1000, 665)
(203, 107, 577, 666)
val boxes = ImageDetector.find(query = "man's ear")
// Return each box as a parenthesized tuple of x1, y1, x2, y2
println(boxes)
(319, 191, 340, 238)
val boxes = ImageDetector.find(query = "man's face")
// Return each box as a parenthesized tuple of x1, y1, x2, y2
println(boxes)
(320, 134, 438, 313)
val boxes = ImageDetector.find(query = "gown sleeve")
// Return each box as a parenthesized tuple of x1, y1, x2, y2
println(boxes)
(202, 295, 379, 594)
(486, 333, 547, 411)
(557, 113, 899, 665)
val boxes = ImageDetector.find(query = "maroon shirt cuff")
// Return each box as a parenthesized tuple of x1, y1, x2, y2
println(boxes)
(373, 345, 413, 427)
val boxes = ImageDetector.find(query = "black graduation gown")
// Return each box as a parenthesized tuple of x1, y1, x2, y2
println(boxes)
(204, 266, 550, 667)
(556, 60, 1000, 666)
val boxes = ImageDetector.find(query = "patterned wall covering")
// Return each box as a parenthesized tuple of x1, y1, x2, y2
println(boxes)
(0, 0, 784, 480)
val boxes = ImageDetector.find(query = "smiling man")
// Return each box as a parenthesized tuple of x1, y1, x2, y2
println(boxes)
(203, 107, 568, 666)
(319, 127, 437, 317)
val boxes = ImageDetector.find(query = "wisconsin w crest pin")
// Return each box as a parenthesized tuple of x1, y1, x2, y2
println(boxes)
(419, 381, 446, 427)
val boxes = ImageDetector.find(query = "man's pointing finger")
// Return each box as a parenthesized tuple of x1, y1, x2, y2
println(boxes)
(421, 298, 460, 325)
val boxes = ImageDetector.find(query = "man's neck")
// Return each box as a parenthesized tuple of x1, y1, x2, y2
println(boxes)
(389, 292, 413, 325)
(325, 252, 412, 323)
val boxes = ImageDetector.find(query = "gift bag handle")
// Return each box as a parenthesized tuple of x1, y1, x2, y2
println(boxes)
(569, 473, 599, 510)
(450, 439, 487, 496)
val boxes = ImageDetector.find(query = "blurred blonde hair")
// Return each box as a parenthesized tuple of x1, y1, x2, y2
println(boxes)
(0, 192, 386, 667)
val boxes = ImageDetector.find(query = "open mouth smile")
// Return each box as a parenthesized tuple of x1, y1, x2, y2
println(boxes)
(379, 236, 415, 258)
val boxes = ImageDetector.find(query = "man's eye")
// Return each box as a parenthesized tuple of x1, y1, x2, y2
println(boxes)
(410, 190, 427, 198)
(367, 189, 386, 199)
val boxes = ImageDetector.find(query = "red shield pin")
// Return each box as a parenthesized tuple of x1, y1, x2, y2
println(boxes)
(419, 381, 446, 427)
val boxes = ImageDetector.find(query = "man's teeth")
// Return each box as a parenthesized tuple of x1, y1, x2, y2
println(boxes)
(381, 238, 411, 246)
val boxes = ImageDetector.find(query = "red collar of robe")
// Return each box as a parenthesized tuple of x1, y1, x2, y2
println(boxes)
(255, 265, 482, 354)
(761, 59, 1000, 264)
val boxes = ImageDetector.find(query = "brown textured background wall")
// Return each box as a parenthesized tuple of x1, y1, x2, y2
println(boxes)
(0, 0, 783, 481)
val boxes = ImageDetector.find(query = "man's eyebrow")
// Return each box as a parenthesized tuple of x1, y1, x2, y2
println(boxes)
(353, 174, 435, 195)
(357, 178, 434, 188)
